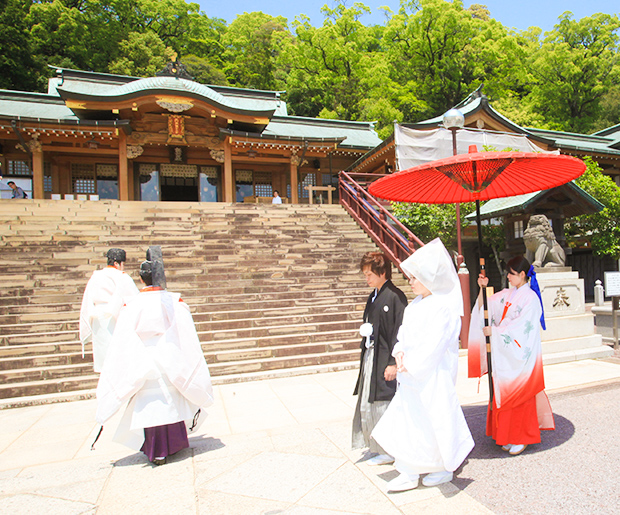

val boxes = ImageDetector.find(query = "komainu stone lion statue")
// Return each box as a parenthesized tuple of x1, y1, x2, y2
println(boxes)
(523, 214, 566, 268)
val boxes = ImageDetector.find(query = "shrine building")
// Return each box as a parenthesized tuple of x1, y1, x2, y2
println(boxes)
(0, 63, 381, 202)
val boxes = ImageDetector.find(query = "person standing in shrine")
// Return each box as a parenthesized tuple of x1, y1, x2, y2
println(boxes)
(469, 255, 555, 456)
(95, 247, 213, 465)
(352, 252, 408, 466)
(79, 248, 139, 372)
(372, 239, 474, 492)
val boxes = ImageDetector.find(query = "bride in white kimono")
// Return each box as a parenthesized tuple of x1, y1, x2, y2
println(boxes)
(372, 238, 474, 492)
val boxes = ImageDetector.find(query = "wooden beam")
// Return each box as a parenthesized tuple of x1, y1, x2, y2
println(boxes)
(41, 146, 119, 155)
(118, 131, 129, 201)
(32, 149, 44, 199)
(290, 158, 299, 204)
(223, 139, 233, 203)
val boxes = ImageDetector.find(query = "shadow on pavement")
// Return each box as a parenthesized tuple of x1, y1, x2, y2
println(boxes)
(189, 435, 225, 456)
(460, 403, 575, 461)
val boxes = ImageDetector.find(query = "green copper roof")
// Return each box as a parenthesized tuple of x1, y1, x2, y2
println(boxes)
(464, 182, 604, 220)
(0, 90, 77, 120)
(526, 127, 620, 156)
(263, 116, 381, 149)
(57, 76, 276, 118)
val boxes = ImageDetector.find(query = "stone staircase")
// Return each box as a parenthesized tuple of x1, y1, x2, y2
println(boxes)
(0, 200, 411, 407)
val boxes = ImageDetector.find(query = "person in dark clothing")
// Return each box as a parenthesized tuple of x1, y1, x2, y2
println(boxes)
(352, 251, 408, 466)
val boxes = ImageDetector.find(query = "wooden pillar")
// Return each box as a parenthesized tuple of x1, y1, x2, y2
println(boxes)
(51, 162, 61, 195)
(118, 131, 129, 201)
(31, 147, 44, 199)
(223, 139, 233, 203)
(290, 156, 299, 204)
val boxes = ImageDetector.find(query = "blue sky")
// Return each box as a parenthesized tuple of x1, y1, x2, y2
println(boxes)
(196, 0, 619, 33)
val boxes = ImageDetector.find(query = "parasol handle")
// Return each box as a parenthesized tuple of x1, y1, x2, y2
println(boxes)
(480, 257, 494, 402)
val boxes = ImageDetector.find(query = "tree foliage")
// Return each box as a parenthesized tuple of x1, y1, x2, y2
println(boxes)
(526, 13, 620, 133)
(565, 157, 620, 259)
(2, 0, 620, 137)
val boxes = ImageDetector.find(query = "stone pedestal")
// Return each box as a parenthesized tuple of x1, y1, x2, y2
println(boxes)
(536, 268, 613, 364)
(591, 303, 619, 345)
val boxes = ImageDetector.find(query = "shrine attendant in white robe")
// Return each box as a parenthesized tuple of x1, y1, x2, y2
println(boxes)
(468, 255, 554, 456)
(95, 260, 213, 465)
(79, 248, 139, 372)
(372, 238, 474, 492)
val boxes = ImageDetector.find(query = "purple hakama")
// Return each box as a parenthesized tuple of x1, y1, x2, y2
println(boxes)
(141, 421, 189, 461)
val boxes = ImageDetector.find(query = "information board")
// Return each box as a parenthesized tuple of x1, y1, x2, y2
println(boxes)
(604, 271, 620, 297)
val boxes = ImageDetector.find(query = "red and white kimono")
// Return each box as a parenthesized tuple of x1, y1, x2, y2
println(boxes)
(469, 283, 555, 445)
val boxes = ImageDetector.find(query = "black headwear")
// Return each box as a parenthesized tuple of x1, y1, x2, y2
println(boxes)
(145, 246, 166, 288)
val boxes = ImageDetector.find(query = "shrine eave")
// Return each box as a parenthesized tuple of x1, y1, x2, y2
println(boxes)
(464, 182, 604, 220)
(345, 136, 395, 172)
(0, 114, 131, 130)
(404, 97, 556, 148)
(56, 80, 276, 119)
(221, 127, 346, 147)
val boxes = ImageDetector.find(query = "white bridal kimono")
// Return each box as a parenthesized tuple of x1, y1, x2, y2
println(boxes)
(96, 288, 214, 450)
(372, 239, 474, 476)
(79, 266, 139, 372)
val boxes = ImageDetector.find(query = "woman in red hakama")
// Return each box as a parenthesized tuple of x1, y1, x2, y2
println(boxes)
(469, 256, 555, 455)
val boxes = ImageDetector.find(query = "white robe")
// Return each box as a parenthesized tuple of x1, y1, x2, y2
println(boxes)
(372, 294, 474, 475)
(469, 283, 554, 429)
(79, 266, 139, 372)
(96, 289, 214, 451)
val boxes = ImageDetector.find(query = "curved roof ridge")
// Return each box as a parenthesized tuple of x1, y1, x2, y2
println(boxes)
(57, 76, 277, 117)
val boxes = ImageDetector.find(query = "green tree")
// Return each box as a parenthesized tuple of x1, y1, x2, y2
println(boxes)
(391, 202, 466, 251)
(565, 157, 620, 259)
(278, 1, 397, 129)
(183, 55, 228, 85)
(108, 31, 174, 77)
(24, 0, 227, 85)
(526, 12, 620, 133)
(382, 0, 517, 121)
(590, 85, 620, 133)
(0, 0, 42, 91)
(221, 12, 288, 90)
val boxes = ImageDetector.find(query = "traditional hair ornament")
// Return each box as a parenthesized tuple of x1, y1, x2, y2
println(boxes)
(527, 265, 546, 330)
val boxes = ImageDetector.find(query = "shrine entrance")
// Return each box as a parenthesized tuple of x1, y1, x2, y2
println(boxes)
(137, 163, 220, 202)
(161, 175, 198, 201)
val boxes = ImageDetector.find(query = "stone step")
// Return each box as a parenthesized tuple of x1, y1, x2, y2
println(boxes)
(203, 327, 360, 353)
(0, 198, 398, 403)
(0, 284, 373, 309)
(0, 375, 100, 400)
(205, 339, 359, 364)
(205, 348, 360, 377)
(0, 306, 362, 337)
(201, 319, 360, 343)
(0, 348, 359, 399)
(0, 298, 364, 325)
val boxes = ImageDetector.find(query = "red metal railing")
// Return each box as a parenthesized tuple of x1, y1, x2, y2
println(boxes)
(339, 170, 470, 348)
(339, 171, 424, 266)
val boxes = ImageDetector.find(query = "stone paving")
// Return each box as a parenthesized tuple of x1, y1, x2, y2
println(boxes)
(1, 356, 619, 514)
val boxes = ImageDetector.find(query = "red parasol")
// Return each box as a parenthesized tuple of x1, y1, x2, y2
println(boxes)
(368, 149, 586, 204)
(369, 146, 586, 401)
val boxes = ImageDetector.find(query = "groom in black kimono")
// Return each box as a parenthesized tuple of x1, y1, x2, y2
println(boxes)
(352, 251, 408, 465)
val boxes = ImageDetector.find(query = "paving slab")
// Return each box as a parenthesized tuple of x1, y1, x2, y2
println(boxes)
(0, 356, 619, 514)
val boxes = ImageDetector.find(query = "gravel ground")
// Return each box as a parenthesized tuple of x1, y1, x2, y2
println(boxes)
(454, 378, 620, 515)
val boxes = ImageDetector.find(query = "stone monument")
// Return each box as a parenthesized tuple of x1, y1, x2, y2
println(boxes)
(523, 215, 612, 363)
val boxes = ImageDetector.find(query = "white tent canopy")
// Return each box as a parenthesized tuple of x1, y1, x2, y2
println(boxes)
(394, 125, 557, 172)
